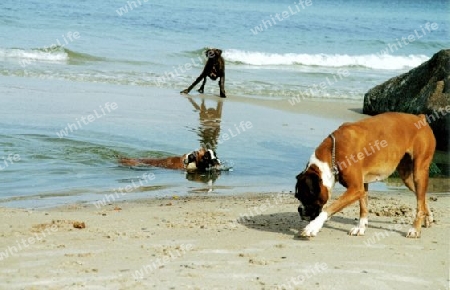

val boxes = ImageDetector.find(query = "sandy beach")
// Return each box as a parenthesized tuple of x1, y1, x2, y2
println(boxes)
(1, 77, 449, 289)
(2, 0, 449, 288)
(0, 190, 448, 290)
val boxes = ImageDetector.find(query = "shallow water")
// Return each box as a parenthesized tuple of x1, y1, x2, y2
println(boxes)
(0, 76, 345, 208)
(2, 75, 445, 208)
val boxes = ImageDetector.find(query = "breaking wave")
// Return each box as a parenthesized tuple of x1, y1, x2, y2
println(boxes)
(223, 49, 430, 70)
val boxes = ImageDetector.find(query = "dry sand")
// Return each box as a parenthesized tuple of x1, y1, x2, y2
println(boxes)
(0, 190, 448, 290)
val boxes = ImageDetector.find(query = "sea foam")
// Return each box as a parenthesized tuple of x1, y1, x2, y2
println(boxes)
(0, 48, 68, 63)
(223, 49, 429, 70)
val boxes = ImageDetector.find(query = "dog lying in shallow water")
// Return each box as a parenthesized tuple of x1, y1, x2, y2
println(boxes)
(119, 148, 221, 172)
(180, 48, 226, 98)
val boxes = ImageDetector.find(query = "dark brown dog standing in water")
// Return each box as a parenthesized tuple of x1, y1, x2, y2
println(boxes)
(119, 148, 220, 172)
(181, 48, 226, 98)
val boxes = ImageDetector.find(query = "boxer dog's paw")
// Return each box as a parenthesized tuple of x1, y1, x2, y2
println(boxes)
(299, 212, 328, 237)
(406, 228, 421, 238)
(180, 89, 189, 94)
(349, 217, 368, 236)
(424, 214, 433, 228)
(349, 227, 366, 236)
(300, 224, 319, 237)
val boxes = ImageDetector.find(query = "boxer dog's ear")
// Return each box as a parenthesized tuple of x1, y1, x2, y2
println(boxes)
(295, 171, 323, 221)
(214, 49, 222, 57)
(295, 172, 320, 199)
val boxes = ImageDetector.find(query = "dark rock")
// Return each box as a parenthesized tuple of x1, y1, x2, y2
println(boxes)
(363, 49, 450, 151)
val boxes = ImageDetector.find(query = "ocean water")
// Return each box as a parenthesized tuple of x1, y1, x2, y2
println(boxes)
(0, 0, 449, 207)
(1, 0, 448, 99)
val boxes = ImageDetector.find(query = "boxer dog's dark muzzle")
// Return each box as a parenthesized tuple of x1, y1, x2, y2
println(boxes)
(297, 204, 322, 221)
(295, 172, 324, 221)
(184, 151, 197, 165)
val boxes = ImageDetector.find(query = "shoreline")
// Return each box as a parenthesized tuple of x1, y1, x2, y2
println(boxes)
(0, 76, 448, 209)
(0, 76, 449, 289)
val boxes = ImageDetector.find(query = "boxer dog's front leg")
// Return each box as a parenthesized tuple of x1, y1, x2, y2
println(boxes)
(218, 74, 226, 98)
(197, 76, 207, 93)
(301, 185, 364, 237)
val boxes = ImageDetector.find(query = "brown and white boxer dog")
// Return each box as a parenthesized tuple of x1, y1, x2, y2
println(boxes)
(119, 148, 220, 172)
(295, 112, 436, 238)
